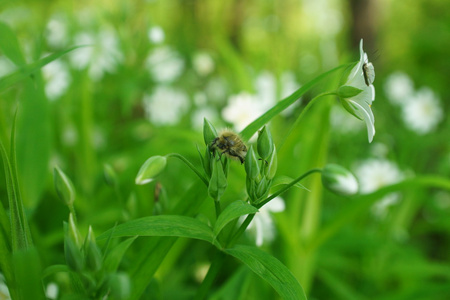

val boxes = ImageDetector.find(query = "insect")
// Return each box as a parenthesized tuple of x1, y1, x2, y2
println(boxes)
(210, 129, 247, 164)
(363, 61, 375, 86)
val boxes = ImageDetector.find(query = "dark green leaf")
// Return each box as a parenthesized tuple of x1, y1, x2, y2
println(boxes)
(103, 236, 137, 273)
(225, 245, 307, 300)
(214, 200, 258, 236)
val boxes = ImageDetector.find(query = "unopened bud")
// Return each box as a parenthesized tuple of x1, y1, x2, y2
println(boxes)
(257, 126, 274, 160)
(203, 118, 218, 146)
(135, 156, 167, 185)
(321, 164, 358, 196)
(54, 166, 76, 207)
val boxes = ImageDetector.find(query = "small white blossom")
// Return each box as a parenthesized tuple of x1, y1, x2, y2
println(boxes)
(354, 159, 403, 218)
(384, 71, 414, 106)
(43, 60, 71, 100)
(45, 282, 59, 299)
(69, 27, 124, 81)
(222, 92, 264, 132)
(148, 26, 165, 44)
(143, 86, 189, 126)
(255, 71, 277, 109)
(244, 197, 285, 246)
(145, 46, 184, 82)
(45, 14, 69, 48)
(339, 39, 376, 143)
(193, 52, 214, 76)
(401, 87, 443, 134)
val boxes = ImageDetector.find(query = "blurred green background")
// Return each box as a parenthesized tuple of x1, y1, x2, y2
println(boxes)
(0, 0, 449, 299)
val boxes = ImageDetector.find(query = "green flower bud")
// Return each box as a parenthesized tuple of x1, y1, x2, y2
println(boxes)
(68, 213, 82, 248)
(208, 158, 227, 200)
(256, 176, 270, 200)
(321, 164, 358, 196)
(54, 166, 76, 207)
(265, 145, 277, 180)
(257, 126, 274, 160)
(204, 146, 212, 178)
(64, 219, 84, 272)
(103, 164, 118, 187)
(203, 118, 218, 146)
(337, 85, 363, 98)
(244, 146, 260, 180)
(135, 156, 167, 185)
(84, 226, 103, 272)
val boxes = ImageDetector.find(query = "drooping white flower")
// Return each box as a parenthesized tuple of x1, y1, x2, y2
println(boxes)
(384, 71, 414, 106)
(354, 159, 403, 218)
(401, 87, 443, 135)
(43, 60, 71, 100)
(338, 39, 376, 143)
(145, 46, 185, 82)
(143, 86, 189, 126)
(222, 92, 264, 132)
(244, 197, 285, 246)
(69, 27, 124, 81)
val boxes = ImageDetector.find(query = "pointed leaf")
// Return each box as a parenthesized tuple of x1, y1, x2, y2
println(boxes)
(214, 200, 258, 236)
(0, 21, 26, 66)
(225, 245, 307, 300)
(103, 236, 137, 273)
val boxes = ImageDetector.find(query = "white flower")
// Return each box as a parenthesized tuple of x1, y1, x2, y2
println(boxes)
(46, 14, 69, 48)
(255, 71, 277, 109)
(222, 92, 265, 132)
(69, 27, 124, 81)
(354, 159, 403, 218)
(145, 46, 184, 82)
(191, 106, 218, 131)
(193, 52, 214, 76)
(384, 71, 414, 105)
(401, 87, 443, 134)
(322, 164, 358, 196)
(148, 26, 165, 44)
(43, 60, 71, 100)
(339, 39, 376, 143)
(244, 197, 285, 246)
(45, 282, 58, 299)
(143, 86, 189, 126)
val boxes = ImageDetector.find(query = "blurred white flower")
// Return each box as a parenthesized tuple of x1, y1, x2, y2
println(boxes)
(143, 86, 189, 126)
(62, 124, 78, 147)
(193, 52, 214, 76)
(145, 46, 184, 82)
(354, 159, 403, 218)
(384, 71, 414, 106)
(0, 273, 10, 300)
(191, 106, 218, 131)
(339, 39, 376, 143)
(222, 92, 264, 132)
(46, 14, 69, 48)
(401, 87, 443, 134)
(148, 26, 165, 44)
(255, 71, 276, 109)
(69, 27, 124, 81)
(45, 282, 58, 299)
(244, 197, 285, 246)
(205, 77, 227, 103)
(43, 60, 71, 100)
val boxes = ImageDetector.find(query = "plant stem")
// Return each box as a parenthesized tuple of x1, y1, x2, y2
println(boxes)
(166, 153, 209, 186)
(194, 250, 226, 300)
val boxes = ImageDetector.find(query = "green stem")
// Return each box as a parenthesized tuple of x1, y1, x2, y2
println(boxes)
(214, 198, 221, 219)
(166, 153, 209, 186)
(194, 250, 226, 300)
(278, 92, 336, 151)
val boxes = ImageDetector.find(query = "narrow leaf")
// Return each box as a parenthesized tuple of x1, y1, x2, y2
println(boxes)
(240, 63, 349, 140)
(225, 245, 307, 300)
(98, 215, 217, 246)
(0, 45, 82, 92)
(272, 175, 310, 192)
(0, 21, 26, 66)
(103, 236, 137, 273)
(214, 200, 258, 236)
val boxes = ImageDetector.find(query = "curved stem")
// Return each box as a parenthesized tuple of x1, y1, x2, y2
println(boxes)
(166, 153, 209, 186)
(278, 92, 336, 151)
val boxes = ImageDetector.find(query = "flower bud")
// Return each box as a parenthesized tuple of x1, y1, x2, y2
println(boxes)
(257, 126, 274, 160)
(54, 166, 76, 207)
(135, 156, 167, 185)
(84, 226, 103, 272)
(208, 158, 227, 200)
(256, 176, 270, 200)
(64, 218, 84, 272)
(203, 118, 218, 146)
(321, 164, 358, 196)
(103, 164, 118, 187)
(265, 145, 277, 180)
(244, 146, 260, 180)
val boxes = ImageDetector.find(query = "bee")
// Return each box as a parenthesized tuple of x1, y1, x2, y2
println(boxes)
(362, 61, 375, 86)
(210, 129, 247, 164)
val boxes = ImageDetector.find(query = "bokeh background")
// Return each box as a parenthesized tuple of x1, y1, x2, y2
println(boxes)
(0, 0, 449, 299)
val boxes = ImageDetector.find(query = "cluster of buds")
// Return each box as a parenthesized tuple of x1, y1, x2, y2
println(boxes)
(245, 126, 277, 205)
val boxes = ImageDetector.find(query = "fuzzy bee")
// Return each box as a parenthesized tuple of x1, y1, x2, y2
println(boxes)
(210, 129, 247, 164)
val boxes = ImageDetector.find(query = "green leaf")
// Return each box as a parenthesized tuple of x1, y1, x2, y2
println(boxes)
(225, 245, 307, 300)
(98, 215, 218, 247)
(214, 200, 258, 236)
(0, 21, 26, 66)
(272, 176, 310, 191)
(42, 264, 71, 279)
(239, 63, 350, 141)
(103, 236, 137, 273)
(0, 45, 82, 92)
